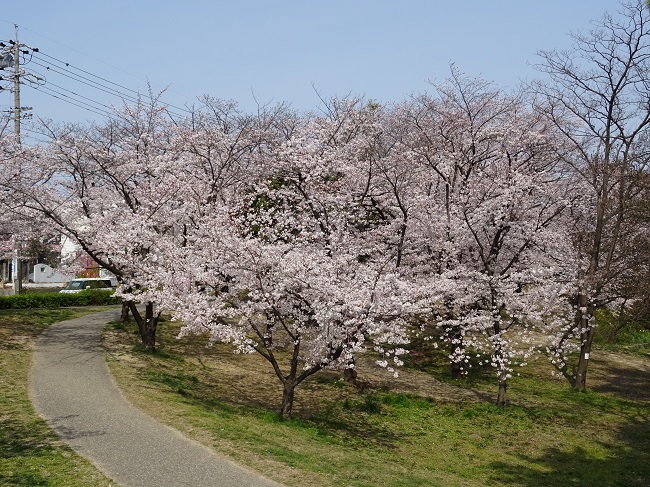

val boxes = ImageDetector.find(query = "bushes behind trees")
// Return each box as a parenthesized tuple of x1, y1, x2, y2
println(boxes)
(0, 290, 121, 309)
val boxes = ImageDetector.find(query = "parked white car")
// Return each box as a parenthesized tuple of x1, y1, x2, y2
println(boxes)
(59, 278, 116, 294)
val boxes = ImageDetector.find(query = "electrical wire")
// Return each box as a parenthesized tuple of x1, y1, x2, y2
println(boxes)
(28, 57, 189, 121)
(1, 23, 193, 125)
(32, 51, 192, 116)
(8, 21, 192, 100)
(29, 59, 142, 106)
(36, 51, 146, 96)
(27, 83, 115, 119)
(39, 80, 117, 114)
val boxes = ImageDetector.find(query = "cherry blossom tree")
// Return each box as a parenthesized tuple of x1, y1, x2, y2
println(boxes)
(0, 130, 70, 293)
(388, 71, 577, 405)
(0, 96, 192, 349)
(0, 92, 302, 355)
(533, 0, 650, 391)
(115, 98, 292, 342)
(2, 48, 632, 417)
(160, 100, 410, 417)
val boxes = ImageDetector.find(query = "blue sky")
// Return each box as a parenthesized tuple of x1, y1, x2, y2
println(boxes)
(1, 1, 620, 128)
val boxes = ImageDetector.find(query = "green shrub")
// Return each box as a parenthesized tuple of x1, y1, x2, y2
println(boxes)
(594, 306, 650, 344)
(0, 290, 121, 309)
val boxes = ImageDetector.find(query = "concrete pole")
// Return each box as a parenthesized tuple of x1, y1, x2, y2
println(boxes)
(11, 25, 22, 295)
(13, 24, 20, 144)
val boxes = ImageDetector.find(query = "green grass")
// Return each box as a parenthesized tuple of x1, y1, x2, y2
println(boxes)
(0, 308, 116, 486)
(105, 320, 650, 487)
(610, 329, 650, 354)
(3, 306, 648, 486)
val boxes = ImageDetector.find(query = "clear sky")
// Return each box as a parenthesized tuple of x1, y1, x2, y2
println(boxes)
(0, 0, 621, 130)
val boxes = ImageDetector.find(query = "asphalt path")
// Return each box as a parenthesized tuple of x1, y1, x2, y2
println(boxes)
(29, 309, 283, 487)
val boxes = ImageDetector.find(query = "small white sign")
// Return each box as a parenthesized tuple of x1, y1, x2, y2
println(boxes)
(584, 353, 590, 360)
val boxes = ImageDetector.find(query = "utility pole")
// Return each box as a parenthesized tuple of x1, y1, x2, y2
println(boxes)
(13, 24, 20, 144)
(1, 25, 37, 144)
(11, 25, 21, 295)
(8, 25, 23, 294)
(0, 28, 39, 295)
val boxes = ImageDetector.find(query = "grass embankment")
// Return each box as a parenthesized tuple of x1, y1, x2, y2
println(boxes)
(0, 308, 116, 486)
(105, 318, 650, 487)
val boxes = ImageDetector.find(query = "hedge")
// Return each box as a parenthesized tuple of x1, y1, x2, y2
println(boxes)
(0, 290, 121, 309)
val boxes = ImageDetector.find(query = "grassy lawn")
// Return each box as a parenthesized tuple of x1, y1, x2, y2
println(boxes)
(105, 317, 650, 487)
(0, 308, 116, 486)
(2, 306, 648, 486)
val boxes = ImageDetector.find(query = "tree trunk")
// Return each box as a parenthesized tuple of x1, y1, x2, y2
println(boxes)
(493, 314, 507, 406)
(575, 326, 596, 392)
(120, 301, 131, 322)
(449, 326, 464, 379)
(343, 367, 358, 384)
(574, 297, 596, 392)
(280, 378, 296, 419)
(496, 377, 507, 406)
(128, 301, 159, 352)
(451, 360, 463, 379)
(343, 357, 357, 384)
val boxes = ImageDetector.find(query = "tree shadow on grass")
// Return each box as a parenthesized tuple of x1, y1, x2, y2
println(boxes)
(589, 360, 650, 403)
(299, 409, 403, 450)
(0, 417, 56, 460)
(180, 379, 405, 450)
(0, 418, 57, 485)
(489, 418, 650, 487)
(0, 471, 51, 486)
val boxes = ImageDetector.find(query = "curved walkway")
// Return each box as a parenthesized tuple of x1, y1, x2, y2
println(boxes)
(29, 309, 282, 487)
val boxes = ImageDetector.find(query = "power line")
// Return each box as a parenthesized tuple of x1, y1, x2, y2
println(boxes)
(29, 59, 142, 106)
(28, 55, 190, 121)
(36, 51, 158, 103)
(28, 83, 115, 119)
(31, 50, 192, 115)
(34, 79, 117, 114)
(6, 21, 190, 98)
(1, 20, 192, 99)
(1, 23, 194, 125)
